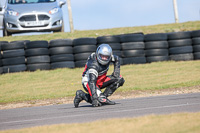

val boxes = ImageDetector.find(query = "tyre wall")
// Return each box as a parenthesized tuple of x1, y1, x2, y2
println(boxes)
(168, 31, 193, 61)
(1, 41, 27, 73)
(25, 41, 50, 71)
(0, 30, 200, 74)
(49, 39, 74, 69)
(120, 33, 146, 65)
(73, 37, 96, 67)
(144, 33, 169, 63)
(191, 30, 200, 60)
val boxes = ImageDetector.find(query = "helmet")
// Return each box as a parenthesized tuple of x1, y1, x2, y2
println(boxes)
(96, 44, 112, 65)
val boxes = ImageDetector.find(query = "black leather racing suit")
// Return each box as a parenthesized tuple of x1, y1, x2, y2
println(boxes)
(82, 52, 125, 103)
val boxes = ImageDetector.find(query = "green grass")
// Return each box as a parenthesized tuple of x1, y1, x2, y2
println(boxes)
(0, 21, 200, 42)
(1, 112, 200, 133)
(0, 60, 200, 104)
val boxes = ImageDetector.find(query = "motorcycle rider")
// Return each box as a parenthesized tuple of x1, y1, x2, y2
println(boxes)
(74, 44, 125, 107)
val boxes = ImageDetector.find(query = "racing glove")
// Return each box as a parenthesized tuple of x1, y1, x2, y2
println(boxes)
(92, 98, 102, 107)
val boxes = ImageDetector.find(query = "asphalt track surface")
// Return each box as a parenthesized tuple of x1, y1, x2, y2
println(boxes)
(0, 93, 200, 131)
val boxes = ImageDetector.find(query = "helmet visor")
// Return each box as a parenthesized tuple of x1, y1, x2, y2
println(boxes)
(99, 54, 110, 61)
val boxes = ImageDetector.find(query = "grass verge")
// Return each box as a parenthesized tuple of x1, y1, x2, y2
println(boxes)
(0, 60, 200, 104)
(0, 21, 200, 42)
(1, 112, 200, 133)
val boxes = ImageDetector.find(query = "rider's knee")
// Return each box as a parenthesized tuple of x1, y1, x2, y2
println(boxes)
(118, 77, 125, 87)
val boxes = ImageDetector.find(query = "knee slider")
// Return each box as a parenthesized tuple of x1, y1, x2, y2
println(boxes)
(118, 77, 125, 87)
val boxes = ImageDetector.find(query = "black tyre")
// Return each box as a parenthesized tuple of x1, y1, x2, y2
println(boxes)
(105, 43, 121, 50)
(73, 45, 96, 54)
(97, 36, 120, 44)
(73, 38, 97, 46)
(0, 41, 8, 45)
(3, 64, 27, 73)
(26, 41, 49, 49)
(25, 48, 49, 57)
(145, 49, 168, 56)
(2, 49, 25, 58)
(146, 56, 169, 63)
(51, 61, 75, 69)
(194, 52, 200, 60)
(0, 60, 2, 66)
(49, 46, 73, 55)
(168, 39, 192, 47)
(169, 46, 193, 55)
(0, 42, 7, 51)
(49, 39, 73, 47)
(193, 45, 200, 52)
(145, 41, 168, 49)
(75, 60, 87, 68)
(0, 67, 3, 74)
(122, 57, 146, 65)
(27, 63, 50, 71)
(121, 42, 145, 50)
(117, 32, 144, 37)
(168, 31, 191, 40)
(113, 50, 122, 57)
(27, 56, 50, 64)
(97, 43, 121, 50)
(2, 56, 26, 66)
(74, 53, 91, 61)
(192, 37, 200, 45)
(144, 33, 168, 41)
(10, 40, 30, 45)
(120, 34, 144, 43)
(122, 50, 145, 57)
(170, 53, 194, 61)
(50, 54, 74, 62)
(191, 30, 200, 38)
(1, 41, 25, 50)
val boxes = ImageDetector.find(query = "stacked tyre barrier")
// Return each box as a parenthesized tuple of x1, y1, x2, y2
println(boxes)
(97, 35, 123, 65)
(0, 42, 5, 74)
(0, 30, 200, 75)
(25, 41, 50, 71)
(49, 39, 74, 69)
(191, 30, 200, 60)
(73, 37, 97, 67)
(2, 41, 26, 73)
(144, 33, 169, 63)
(168, 31, 194, 61)
(120, 33, 146, 65)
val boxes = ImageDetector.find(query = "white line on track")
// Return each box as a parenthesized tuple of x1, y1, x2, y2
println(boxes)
(1, 102, 200, 125)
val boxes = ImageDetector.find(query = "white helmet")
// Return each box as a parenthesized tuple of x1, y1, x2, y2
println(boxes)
(96, 44, 112, 65)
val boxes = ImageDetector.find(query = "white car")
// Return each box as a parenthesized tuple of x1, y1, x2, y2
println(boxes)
(0, 5, 4, 31)
(2, 0, 66, 36)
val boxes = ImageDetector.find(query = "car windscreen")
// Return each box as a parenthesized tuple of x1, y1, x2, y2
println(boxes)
(8, 0, 56, 4)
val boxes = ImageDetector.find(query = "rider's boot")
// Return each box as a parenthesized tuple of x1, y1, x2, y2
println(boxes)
(74, 90, 91, 108)
(98, 93, 115, 105)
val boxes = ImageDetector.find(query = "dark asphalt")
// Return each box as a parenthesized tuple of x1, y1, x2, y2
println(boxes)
(0, 93, 200, 131)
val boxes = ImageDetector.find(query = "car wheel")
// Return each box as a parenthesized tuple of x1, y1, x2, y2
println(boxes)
(3, 28, 12, 36)
(3, 21, 12, 36)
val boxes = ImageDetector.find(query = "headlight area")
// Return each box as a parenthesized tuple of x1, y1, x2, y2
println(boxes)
(49, 7, 59, 14)
(7, 9, 19, 16)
